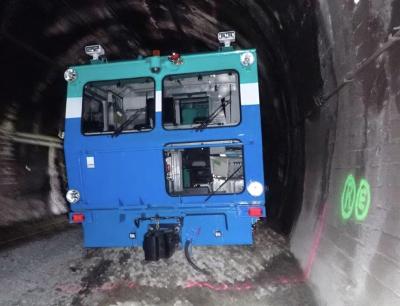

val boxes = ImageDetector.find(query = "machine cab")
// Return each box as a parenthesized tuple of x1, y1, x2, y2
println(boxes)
(63, 32, 266, 258)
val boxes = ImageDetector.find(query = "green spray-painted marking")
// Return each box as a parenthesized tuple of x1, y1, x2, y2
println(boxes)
(355, 178, 371, 221)
(341, 174, 357, 220)
(341, 174, 371, 221)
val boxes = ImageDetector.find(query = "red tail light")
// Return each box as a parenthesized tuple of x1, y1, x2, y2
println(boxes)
(166, 164, 171, 172)
(248, 207, 262, 217)
(169, 52, 180, 62)
(72, 213, 85, 223)
(168, 52, 183, 65)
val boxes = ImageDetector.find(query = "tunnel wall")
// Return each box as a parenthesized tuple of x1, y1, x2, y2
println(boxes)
(1, 3, 399, 304)
(291, 0, 400, 305)
(0, 106, 67, 227)
(0, 0, 313, 230)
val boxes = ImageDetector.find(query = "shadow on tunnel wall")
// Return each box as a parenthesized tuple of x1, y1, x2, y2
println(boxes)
(0, 0, 323, 234)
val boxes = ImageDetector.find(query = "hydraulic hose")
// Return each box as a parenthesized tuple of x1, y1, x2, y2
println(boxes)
(184, 240, 210, 275)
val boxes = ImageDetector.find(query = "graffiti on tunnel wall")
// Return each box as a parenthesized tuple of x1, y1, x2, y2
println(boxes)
(341, 174, 371, 222)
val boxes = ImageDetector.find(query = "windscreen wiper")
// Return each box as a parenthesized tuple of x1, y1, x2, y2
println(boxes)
(112, 109, 143, 137)
(195, 98, 232, 131)
(204, 165, 242, 202)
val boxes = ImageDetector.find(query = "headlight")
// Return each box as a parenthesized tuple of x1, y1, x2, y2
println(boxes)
(247, 181, 264, 197)
(240, 52, 255, 67)
(64, 68, 77, 82)
(66, 189, 80, 204)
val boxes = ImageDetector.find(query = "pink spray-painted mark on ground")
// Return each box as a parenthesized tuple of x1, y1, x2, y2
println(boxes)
(184, 203, 329, 290)
(184, 281, 253, 291)
(271, 203, 329, 285)
(303, 203, 328, 279)
(272, 203, 329, 285)
(56, 205, 329, 294)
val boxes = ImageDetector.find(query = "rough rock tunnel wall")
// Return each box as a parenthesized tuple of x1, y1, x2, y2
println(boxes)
(291, 0, 400, 305)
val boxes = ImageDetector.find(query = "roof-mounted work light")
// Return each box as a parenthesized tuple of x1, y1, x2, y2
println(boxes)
(84, 44, 105, 60)
(218, 31, 236, 47)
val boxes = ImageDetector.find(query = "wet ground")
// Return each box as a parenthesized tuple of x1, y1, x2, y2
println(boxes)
(0, 222, 317, 306)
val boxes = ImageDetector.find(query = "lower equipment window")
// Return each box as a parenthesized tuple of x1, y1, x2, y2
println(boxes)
(164, 141, 244, 196)
(82, 77, 155, 135)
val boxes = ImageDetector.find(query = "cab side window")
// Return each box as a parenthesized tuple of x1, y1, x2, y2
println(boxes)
(162, 70, 240, 130)
(82, 77, 155, 135)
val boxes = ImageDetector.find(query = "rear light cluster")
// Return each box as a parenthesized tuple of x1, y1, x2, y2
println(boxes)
(72, 213, 85, 223)
(168, 52, 183, 65)
(248, 207, 263, 217)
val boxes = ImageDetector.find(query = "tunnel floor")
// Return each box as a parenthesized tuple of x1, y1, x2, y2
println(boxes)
(0, 223, 317, 306)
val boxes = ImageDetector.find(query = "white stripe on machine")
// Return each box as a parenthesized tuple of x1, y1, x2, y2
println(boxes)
(156, 90, 162, 112)
(65, 84, 259, 119)
(65, 97, 82, 118)
(240, 83, 260, 105)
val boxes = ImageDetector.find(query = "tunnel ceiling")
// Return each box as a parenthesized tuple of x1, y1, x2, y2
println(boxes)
(0, 0, 323, 234)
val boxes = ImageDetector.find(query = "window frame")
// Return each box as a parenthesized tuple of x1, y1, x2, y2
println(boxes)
(161, 69, 242, 131)
(80, 76, 156, 136)
(162, 139, 246, 198)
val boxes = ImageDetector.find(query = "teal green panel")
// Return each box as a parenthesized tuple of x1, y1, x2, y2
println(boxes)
(181, 102, 208, 124)
(183, 169, 190, 188)
(66, 49, 259, 98)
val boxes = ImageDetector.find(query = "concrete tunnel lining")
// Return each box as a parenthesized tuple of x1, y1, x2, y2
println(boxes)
(0, 0, 399, 305)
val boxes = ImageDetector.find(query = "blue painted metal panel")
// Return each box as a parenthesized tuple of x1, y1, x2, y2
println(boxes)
(78, 207, 258, 247)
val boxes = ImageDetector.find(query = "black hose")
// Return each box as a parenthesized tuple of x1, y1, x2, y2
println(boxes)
(184, 240, 210, 275)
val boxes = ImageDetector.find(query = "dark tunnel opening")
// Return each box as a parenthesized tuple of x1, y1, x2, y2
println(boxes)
(0, 0, 324, 235)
